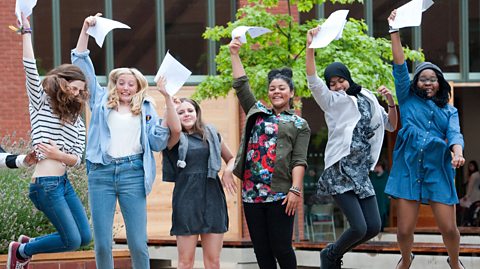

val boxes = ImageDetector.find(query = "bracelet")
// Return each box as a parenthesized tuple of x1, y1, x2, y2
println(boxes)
(388, 104, 396, 108)
(21, 27, 32, 35)
(289, 190, 301, 197)
(9, 25, 32, 35)
(389, 25, 399, 34)
(289, 186, 302, 195)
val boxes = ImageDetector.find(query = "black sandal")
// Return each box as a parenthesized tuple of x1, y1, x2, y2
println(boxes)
(447, 257, 466, 269)
(396, 253, 415, 269)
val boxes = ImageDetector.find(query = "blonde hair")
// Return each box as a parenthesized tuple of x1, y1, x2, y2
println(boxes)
(106, 67, 149, 115)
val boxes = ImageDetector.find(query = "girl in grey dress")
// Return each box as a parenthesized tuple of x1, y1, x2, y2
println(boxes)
(162, 98, 237, 269)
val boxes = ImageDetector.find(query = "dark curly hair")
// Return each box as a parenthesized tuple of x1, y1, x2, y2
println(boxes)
(267, 67, 295, 108)
(42, 64, 89, 124)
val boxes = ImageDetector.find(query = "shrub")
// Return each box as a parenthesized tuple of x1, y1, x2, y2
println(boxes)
(0, 137, 91, 254)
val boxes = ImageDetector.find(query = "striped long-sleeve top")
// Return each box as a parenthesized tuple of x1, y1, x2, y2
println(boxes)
(23, 58, 85, 165)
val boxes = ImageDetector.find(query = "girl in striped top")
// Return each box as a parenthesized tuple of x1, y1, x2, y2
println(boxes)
(7, 12, 92, 269)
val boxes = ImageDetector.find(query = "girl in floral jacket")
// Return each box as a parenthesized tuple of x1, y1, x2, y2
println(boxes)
(229, 37, 311, 269)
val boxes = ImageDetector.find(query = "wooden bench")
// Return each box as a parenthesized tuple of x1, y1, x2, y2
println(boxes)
(115, 237, 480, 256)
(115, 237, 254, 248)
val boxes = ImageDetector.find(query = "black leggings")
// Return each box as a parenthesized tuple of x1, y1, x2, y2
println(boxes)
(331, 191, 381, 257)
(243, 200, 296, 269)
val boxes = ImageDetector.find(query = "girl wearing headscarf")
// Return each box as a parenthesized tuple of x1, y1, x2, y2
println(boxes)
(386, 10, 465, 269)
(306, 26, 398, 269)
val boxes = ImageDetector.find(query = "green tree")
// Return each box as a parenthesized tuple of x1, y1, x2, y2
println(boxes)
(194, 1, 423, 104)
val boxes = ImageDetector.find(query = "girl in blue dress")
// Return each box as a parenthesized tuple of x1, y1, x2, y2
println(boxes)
(385, 10, 466, 269)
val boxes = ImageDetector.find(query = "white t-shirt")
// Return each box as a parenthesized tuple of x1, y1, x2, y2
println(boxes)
(107, 110, 143, 158)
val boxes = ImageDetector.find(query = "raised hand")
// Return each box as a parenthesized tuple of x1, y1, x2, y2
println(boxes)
(156, 76, 169, 97)
(306, 26, 320, 48)
(388, 9, 397, 25)
(229, 37, 242, 56)
(84, 13, 103, 30)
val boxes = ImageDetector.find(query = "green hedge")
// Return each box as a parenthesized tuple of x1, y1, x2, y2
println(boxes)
(0, 143, 91, 254)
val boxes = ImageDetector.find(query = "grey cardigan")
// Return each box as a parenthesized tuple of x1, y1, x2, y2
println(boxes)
(162, 124, 222, 182)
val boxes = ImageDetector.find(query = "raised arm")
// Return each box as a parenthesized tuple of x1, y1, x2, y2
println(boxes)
(306, 27, 320, 76)
(71, 14, 105, 110)
(229, 38, 257, 112)
(388, 10, 405, 65)
(75, 13, 102, 53)
(21, 14, 34, 60)
(305, 27, 333, 111)
(20, 13, 45, 112)
(229, 37, 246, 79)
(155, 77, 181, 149)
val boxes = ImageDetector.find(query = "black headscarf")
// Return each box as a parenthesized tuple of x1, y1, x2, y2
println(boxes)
(411, 62, 451, 108)
(324, 62, 362, 96)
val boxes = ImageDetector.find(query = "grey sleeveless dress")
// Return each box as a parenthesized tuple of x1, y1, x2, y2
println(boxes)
(167, 134, 229, 235)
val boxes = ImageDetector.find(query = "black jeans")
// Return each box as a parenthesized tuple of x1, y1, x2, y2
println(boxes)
(243, 200, 296, 269)
(331, 191, 381, 257)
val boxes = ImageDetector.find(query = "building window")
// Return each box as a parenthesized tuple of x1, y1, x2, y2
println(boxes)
(324, 1, 364, 20)
(422, 0, 460, 73)
(32, 0, 233, 78)
(469, 0, 480, 72)
(113, 0, 156, 74)
(165, 0, 208, 75)
(32, 1, 53, 75)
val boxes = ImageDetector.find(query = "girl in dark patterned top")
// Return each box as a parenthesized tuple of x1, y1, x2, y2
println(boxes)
(306, 26, 398, 269)
(230, 37, 311, 269)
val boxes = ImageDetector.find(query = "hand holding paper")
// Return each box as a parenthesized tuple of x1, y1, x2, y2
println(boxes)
(231, 26, 272, 43)
(15, 0, 37, 26)
(86, 17, 130, 47)
(389, 0, 434, 29)
(309, 10, 349, 49)
(154, 51, 192, 96)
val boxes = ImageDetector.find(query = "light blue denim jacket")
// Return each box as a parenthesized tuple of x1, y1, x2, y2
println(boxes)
(71, 49, 169, 195)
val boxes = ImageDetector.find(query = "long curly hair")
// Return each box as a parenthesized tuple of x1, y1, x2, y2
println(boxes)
(42, 64, 89, 124)
(106, 68, 149, 115)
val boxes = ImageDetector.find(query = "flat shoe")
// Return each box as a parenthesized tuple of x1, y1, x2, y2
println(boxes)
(447, 257, 466, 269)
(396, 253, 414, 269)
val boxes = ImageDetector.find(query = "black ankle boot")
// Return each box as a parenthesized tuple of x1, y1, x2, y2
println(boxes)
(320, 244, 339, 269)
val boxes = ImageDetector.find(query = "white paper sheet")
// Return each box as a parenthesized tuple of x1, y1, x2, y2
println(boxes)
(231, 26, 272, 43)
(309, 10, 349, 49)
(390, 0, 434, 29)
(154, 51, 192, 96)
(422, 0, 434, 12)
(15, 0, 37, 26)
(86, 17, 131, 47)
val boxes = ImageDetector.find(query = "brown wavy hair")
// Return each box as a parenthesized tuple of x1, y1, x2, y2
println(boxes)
(179, 98, 207, 141)
(42, 64, 89, 124)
